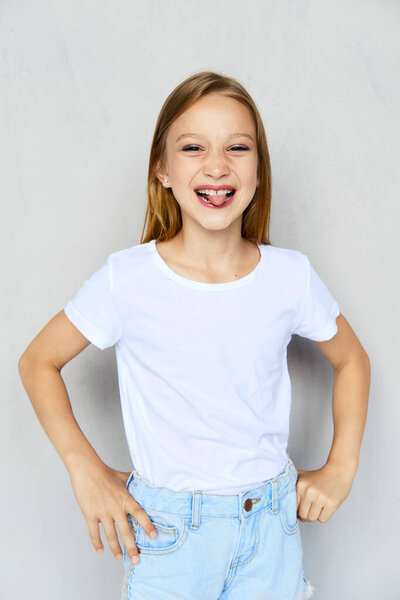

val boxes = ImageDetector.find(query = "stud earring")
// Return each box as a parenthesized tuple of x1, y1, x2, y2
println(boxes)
(163, 178, 168, 187)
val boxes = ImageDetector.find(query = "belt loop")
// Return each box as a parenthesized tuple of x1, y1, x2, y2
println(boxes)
(126, 468, 137, 490)
(191, 491, 202, 529)
(271, 479, 279, 514)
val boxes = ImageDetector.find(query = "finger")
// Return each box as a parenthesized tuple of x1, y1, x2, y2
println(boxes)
(128, 498, 158, 540)
(298, 495, 312, 521)
(101, 516, 124, 560)
(87, 518, 104, 553)
(308, 501, 324, 522)
(116, 515, 141, 565)
(318, 505, 332, 523)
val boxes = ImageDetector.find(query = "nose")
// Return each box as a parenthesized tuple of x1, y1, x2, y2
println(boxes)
(202, 150, 230, 179)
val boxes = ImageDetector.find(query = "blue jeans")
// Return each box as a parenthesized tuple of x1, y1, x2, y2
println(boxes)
(121, 457, 315, 599)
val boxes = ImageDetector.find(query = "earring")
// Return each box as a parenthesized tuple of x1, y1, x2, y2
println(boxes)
(163, 178, 168, 187)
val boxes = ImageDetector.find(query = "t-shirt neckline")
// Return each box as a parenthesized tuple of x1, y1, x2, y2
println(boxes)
(149, 238, 265, 291)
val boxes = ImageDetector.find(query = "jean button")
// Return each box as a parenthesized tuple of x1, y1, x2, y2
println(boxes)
(244, 498, 253, 512)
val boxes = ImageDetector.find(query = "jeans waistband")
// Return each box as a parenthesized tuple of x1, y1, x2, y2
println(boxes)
(125, 458, 298, 522)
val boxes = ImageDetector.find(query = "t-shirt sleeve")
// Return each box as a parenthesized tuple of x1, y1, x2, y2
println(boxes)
(293, 255, 340, 341)
(63, 257, 122, 350)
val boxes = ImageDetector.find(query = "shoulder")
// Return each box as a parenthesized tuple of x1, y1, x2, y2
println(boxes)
(258, 244, 310, 296)
(107, 240, 153, 268)
(260, 243, 308, 272)
(105, 241, 156, 288)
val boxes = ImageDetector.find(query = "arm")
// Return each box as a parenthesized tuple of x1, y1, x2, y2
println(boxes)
(18, 310, 103, 472)
(317, 312, 370, 473)
(295, 312, 371, 523)
(18, 309, 156, 564)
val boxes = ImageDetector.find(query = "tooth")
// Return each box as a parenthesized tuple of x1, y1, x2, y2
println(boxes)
(197, 189, 232, 195)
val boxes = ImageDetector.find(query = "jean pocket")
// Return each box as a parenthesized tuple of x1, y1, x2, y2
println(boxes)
(131, 509, 189, 555)
(278, 487, 299, 535)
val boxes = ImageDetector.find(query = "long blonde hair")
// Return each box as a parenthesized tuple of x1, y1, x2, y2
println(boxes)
(140, 71, 272, 245)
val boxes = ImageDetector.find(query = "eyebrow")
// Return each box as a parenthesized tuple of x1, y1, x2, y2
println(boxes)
(175, 133, 255, 143)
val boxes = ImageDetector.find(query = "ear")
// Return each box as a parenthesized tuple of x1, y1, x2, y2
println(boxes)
(155, 160, 168, 185)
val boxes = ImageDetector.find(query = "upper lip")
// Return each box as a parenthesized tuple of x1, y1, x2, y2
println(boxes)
(194, 184, 236, 191)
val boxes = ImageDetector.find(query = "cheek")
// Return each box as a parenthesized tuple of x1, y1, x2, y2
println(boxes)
(170, 157, 194, 181)
(235, 157, 258, 181)
(167, 165, 195, 207)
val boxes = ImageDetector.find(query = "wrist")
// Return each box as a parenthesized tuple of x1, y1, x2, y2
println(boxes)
(64, 451, 105, 474)
(325, 455, 359, 476)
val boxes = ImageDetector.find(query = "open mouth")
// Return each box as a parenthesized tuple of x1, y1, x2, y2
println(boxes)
(194, 188, 236, 207)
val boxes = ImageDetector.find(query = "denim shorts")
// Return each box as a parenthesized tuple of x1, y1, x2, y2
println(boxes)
(121, 457, 315, 599)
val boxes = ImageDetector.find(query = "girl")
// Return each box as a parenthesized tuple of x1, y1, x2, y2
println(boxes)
(18, 71, 370, 600)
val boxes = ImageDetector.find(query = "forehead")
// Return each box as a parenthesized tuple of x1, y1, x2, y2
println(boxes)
(168, 94, 256, 141)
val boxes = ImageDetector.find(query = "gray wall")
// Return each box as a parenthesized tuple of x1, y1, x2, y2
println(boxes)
(3, 0, 399, 598)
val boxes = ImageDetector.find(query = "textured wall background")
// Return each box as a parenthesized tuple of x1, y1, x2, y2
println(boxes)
(3, 0, 399, 598)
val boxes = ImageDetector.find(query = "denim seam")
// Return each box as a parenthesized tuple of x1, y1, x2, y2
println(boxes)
(134, 519, 190, 555)
(231, 511, 261, 569)
(129, 483, 293, 520)
(279, 489, 299, 536)
(121, 563, 136, 600)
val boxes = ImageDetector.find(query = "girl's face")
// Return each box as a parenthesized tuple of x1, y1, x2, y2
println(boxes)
(158, 94, 259, 233)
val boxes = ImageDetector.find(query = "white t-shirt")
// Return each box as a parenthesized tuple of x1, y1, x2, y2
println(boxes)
(64, 240, 340, 493)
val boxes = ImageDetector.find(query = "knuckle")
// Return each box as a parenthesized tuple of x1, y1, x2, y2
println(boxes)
(115, 508, 127, 521)
(119, 523, 133, 537)
(89, 533, 102, 549)
(128, 498, 140, 511)
(104, 533, 119, 548)
(126, 541, 138, 556)
(106, 535, 119, 548)
(87, 517, 99, 530)
(88, 530, 100, 545)
(86, 511, 101, 524)
(133, 505, 146, 519)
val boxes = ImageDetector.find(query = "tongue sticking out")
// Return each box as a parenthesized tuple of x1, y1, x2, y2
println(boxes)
(204, 193, 228, 206)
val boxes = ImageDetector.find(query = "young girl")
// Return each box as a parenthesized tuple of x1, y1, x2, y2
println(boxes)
(19, 71, 370, 600)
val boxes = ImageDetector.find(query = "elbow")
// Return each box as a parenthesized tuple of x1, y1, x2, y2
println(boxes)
(18, 350, 35, 378)
(18, 354, 29, 378)
(359, 349, 371, 372)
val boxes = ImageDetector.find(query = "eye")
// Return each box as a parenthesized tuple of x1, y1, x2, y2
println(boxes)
(182, 145, 250, 152)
